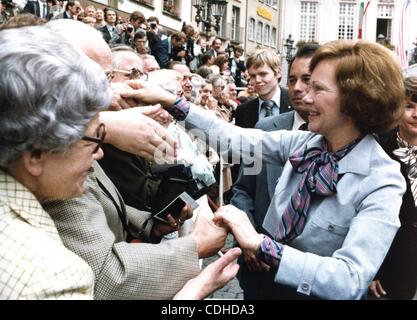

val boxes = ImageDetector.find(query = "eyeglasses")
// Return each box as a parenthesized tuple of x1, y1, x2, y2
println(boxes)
(105, 70, 114, 82)
(82, 123, 106, 154)
(113, 68, 148, 80)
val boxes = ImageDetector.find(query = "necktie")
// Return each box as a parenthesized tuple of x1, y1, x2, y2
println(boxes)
(298, 122, 309, 131)
(262, 100, 274, 117)
(393, 132, 417, 206)
(43, 3, 47, 19)
(274, 137, 361, 243)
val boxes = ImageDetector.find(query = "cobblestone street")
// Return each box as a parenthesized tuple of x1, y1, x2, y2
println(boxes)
(203, 234, 243, 300)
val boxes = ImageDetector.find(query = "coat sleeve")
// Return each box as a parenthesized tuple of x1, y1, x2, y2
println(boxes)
(43, 172, 200, 300)
(184, 104, 309, 169)
(275, 165, 405, 300)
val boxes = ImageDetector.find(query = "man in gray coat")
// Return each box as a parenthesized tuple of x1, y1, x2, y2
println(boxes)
(230, 44, 319, 299)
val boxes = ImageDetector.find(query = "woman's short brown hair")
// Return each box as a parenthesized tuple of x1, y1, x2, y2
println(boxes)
(310, 40, 405, 135)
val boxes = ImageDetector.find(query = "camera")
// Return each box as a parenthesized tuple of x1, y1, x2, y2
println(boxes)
(126, 24, 134, 33)
(150, 164, 212, 219)
(150, 23, 157, 29)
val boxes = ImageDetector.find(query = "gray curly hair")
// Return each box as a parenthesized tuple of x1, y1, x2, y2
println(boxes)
(0, 26, 112, 167)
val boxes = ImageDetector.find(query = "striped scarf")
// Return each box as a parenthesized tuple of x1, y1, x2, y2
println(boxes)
(275, 138, 360, 243)
(393, 132, 417, 207)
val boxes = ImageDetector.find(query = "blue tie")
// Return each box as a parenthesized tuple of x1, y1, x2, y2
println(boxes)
(262, 100, 274, 117)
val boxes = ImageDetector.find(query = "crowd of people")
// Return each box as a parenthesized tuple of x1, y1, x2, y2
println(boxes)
(1, 3, 417, 301)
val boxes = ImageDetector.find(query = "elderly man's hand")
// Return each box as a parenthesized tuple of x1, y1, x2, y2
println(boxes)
(213, 205, 264, 255)
(174, 247, 242, 300)
(152, 204, 193, 239)
(110, 82, 138, 110)
(121, 79, 177, 108)
(99, 107, 177, 162)
(139, 105, 173, 128)
(190, 210, 228, 258)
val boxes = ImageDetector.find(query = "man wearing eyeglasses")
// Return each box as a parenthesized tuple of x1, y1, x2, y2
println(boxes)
(167, 61, 193, 101)
(99, 45, 165, 213)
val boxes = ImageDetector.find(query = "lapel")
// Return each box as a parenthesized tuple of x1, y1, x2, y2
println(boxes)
(279, 88, 292, 114)
(266, 112, 295, 198)
(271, 111, 295, 130)
(247, 98, 260, 127)
(35, 1, 40, 17)
(92, 161, 126, 211)
(338, 134, 373, 175)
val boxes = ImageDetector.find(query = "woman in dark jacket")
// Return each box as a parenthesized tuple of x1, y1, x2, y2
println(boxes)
(370, 76, 417, 299)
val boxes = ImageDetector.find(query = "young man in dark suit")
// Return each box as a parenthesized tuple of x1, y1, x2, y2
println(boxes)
(229, 49, 292, 186)
(234, 49, 292, 129)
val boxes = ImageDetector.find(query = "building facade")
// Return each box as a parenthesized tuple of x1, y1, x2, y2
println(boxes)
(245, 0, 280, 55)
(81, 0, 191, 32)
(190, 0, 246, 53)
(280, 0, 417, 68)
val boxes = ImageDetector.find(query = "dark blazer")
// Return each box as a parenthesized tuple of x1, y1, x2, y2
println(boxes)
(23, 0, 51, 19)
(99, 25, 112, 44)
(98, 144, 160, 212)
(228, 58, 246, 87)
(152, 38, 184, 68)
(51, 10, 71, 20)
(234, 88, 291, 129)
(231, 111, 296, 299)
(231, 111, 295, 232)
(152, 38, 170, 68)
(375, 129, 417, 299)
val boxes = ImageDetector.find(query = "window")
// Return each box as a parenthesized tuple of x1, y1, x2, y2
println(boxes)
(163, 0, 180, 19)
(264, 24, 270, 46)
(271, 27, 277, 47)
(338, 2, 356, 40)
(300, 1, 317, 42)
(272, 0, 278, 9)
(249, 18, 255, 41)
(136, 0, 153, 7)
(378, 2, 394, 18)
(257, 21, 263, 43)
(231, 6, 240, 41)
(377, 2, 394, 41)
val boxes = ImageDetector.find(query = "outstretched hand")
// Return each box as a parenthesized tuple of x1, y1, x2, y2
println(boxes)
(121, 79, 177, 108)
(99, 107, 177, 162)
(174, 247, 242, 300)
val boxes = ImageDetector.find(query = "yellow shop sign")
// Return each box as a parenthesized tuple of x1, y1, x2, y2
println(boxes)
(257, 6, 272, 21)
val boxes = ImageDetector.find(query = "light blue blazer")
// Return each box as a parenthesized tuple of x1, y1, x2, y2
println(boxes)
(185, 105, 406, 300)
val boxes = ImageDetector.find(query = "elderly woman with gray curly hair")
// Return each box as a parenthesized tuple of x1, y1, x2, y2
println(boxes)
(0, 26, 112, 299)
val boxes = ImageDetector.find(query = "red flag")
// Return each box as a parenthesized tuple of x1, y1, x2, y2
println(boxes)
(358, 1, 371, 39)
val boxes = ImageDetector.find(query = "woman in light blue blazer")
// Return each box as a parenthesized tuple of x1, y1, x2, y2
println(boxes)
(122, 40, 406, 299)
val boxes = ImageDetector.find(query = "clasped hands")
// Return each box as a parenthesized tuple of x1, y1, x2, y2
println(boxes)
(214, 205, 270, 272)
